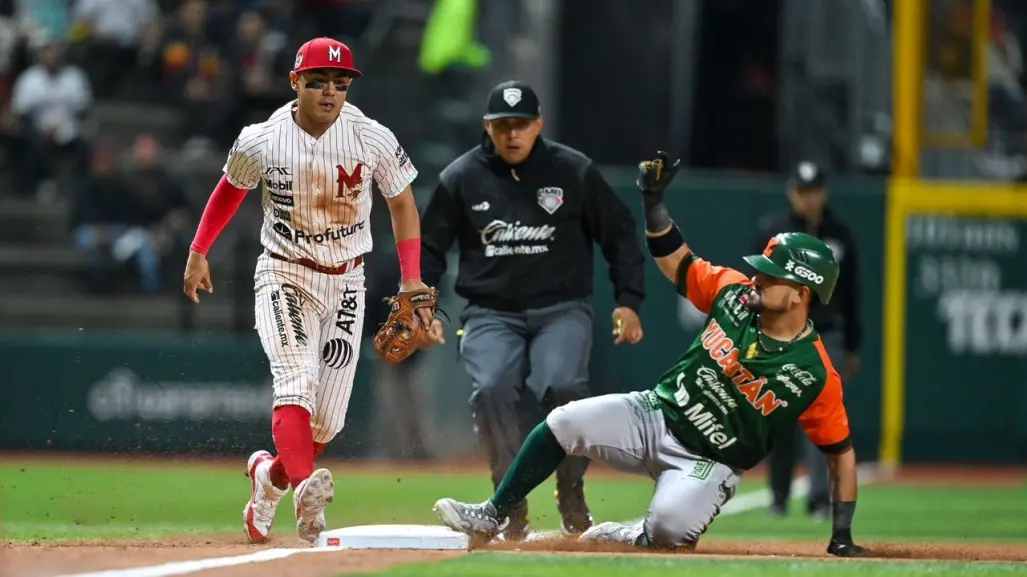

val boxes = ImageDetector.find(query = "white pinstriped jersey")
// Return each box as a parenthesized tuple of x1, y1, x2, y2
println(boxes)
(224, 100, 418, 266)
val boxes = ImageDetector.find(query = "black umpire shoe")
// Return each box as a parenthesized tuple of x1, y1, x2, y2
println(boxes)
(555, 487, 594, 535)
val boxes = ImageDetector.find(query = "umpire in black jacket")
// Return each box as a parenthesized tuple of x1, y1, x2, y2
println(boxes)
(420, 80, 646, 540)
(755, 161, 862, 519)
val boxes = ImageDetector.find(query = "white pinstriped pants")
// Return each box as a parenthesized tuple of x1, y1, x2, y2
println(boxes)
(253, 252, 366, 444)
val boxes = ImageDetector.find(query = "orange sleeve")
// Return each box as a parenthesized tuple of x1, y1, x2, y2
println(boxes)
(679, 256, 751, 314)
(799, 340, 852, 450)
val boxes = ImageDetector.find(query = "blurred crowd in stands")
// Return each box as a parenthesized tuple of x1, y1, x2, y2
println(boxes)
(3, 0, 1027, 298)
(925, 0, 1027, 178)
(0, 0, 375, 294)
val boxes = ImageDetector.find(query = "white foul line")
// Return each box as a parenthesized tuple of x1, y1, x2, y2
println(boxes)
(57, 464, 878, 577)
(56, 547, 325, 577)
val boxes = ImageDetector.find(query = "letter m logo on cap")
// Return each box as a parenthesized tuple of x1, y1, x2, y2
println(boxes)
(329, 46, 341, 62)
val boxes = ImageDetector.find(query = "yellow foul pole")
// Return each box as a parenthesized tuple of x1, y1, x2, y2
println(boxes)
(881, 0, 925, 469)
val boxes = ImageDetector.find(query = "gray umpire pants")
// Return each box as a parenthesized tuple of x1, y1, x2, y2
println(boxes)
(547, 391, 741, 548)
(459, 300, 593, 511)
(767, 329, 845, 511)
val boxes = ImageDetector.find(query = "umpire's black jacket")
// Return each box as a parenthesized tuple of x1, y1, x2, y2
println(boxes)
(420, 136, 645, 313)
(753, 208, 862, 353)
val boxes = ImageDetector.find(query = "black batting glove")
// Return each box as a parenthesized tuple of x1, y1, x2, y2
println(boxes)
(636, 150, 682, 198)
(636, 151, 682, 233)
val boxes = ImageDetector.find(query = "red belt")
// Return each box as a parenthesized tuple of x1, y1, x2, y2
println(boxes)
(268, 252, 363, 275)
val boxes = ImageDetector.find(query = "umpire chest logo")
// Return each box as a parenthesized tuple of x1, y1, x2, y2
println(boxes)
(537, 187, 564, 215)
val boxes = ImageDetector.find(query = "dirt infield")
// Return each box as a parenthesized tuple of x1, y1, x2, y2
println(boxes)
(492, 537, 1027, 562)
(4, 535, 1027, 577)
(0, 537, 462, 577)
(2, 456, 1024, 576)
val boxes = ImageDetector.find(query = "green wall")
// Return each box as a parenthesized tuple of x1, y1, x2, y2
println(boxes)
(3, 172, 1024, 464)
(0, 332, 375, 457)
(901, 214, 1027, 462)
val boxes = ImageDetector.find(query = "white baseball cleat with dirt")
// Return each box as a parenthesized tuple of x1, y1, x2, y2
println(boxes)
(243, 450, 287, 544)
(578, 521, 645, 545)
(294, 468, 334, 543)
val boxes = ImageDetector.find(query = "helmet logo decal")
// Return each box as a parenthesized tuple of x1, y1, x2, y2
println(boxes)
(784, 260, 825, 285)
(762, 237, 779, 258)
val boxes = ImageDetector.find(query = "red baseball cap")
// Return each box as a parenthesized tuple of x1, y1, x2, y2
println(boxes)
(293, 37, 362, 77)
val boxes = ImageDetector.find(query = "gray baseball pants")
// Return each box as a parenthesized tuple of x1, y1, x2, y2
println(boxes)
(547, 390, 742, 547)
(459, 300, 593, 514)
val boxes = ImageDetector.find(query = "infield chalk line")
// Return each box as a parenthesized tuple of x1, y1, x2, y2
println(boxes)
(56, 463, 879, 577)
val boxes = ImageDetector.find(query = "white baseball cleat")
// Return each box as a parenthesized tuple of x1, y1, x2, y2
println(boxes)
(294, 468, 334, 543)
(578, 521, 645, 545)
(243, 450, 287, 544)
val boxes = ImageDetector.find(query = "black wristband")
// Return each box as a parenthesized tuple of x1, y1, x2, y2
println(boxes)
(646, 223, 685, 257)
(831, 501, 856, 539)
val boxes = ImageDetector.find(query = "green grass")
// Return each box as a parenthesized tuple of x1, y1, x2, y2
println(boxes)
(347, 552, 1027, 577)
(1, 461, 1025, 546)
(709, 484, 1027, 542)
(0, 461, 656, 541)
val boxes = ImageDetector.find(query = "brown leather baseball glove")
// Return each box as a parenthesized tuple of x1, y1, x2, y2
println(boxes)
(373, 287, 446, 364)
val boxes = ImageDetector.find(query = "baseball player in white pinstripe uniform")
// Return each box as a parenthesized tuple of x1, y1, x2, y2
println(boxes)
(183, 37, 439, 544)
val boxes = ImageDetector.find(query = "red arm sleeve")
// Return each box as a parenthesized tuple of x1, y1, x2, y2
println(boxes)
(799, 339, 852, 451)
(679, 257, 752, 314)
(189, 175, 248, 255)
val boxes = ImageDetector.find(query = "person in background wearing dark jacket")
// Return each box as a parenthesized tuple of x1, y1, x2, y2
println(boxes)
(72, 140, 129, 293)
(420, 80, 646, 542)
(754, 161, 862, 520)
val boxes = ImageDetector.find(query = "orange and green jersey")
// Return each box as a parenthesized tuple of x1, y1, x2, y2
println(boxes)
(651, 255, 851, 470)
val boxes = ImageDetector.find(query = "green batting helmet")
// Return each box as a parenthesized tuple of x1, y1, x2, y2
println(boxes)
(743, 232, 839, 304)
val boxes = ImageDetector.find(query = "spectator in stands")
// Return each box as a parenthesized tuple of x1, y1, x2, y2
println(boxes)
(260, 0, 296, 38)
(15, 0, 69, 46)
(121, 133, 191, 293)
(293, 0, 371, 43)
(159, 0, 226, 157)
(71, 140, 133, 293)
(0, 1, 21, 180)
(68, 0, 162, 99)
(10, 36, 91, 201)
(932, 2, 974, 80)
(225, 8, 289, 134)
(988, 10, 1027, 139)
(0, 1, 18, 99)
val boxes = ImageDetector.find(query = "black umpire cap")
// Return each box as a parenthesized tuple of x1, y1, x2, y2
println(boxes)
(483, 80, 541, 120)
(788, 160, 827, 192)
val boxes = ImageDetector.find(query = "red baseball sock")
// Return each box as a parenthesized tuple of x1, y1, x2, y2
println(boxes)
(272, 405, 314, 490)
(268, 457, 289, 491)
(313, 442, 327, 461)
